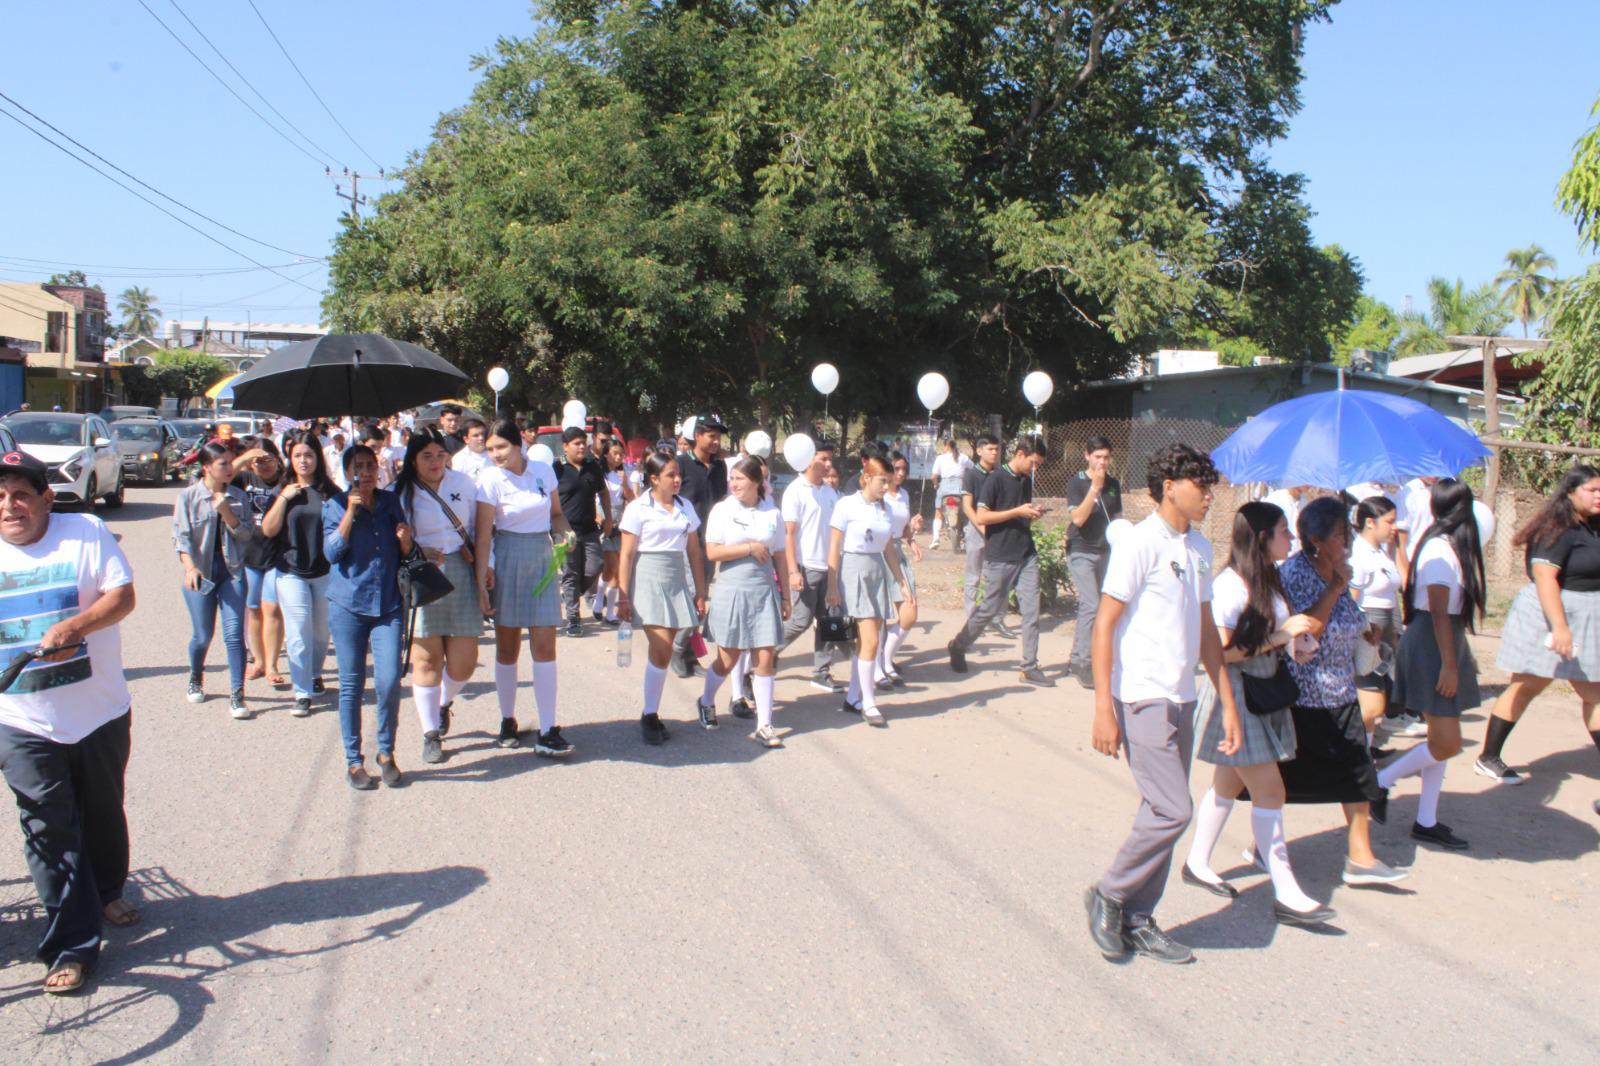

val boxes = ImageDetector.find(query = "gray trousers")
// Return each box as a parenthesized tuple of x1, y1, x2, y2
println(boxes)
(962, 534, 986, 616)
(780, 566, 833, 676)
(1067, 550, 1109, 668)
(1097, 698, 1196, 923)
(560, 530, 605, 624)
(952, 555, 1040, 670)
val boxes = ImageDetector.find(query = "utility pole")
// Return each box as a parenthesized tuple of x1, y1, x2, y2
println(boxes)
(326, 166, 387, 222)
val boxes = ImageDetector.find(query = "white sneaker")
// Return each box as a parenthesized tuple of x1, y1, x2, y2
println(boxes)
(1473, 756, 1527, 785)
(1394, 714, 1429, 737)
(750, 725, 784, 749)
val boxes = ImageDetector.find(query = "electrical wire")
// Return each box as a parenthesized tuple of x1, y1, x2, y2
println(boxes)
(162, 0, 346, 170)
(0, 102, 323, 295)
(0, 91, 320, 261)
(0, 293, 55, 324)
(247, 0, 385, 171)
(133, 0, 333, 170)
(0, 254, 320, 273)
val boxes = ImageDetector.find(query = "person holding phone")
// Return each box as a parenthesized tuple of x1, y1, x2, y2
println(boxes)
(1065, 436, 1121, 687)
(173, 441, 252, 719)
(262, 431, 334, 718)
(946, 434, 1052, 686)
(323, 445, 415, 790)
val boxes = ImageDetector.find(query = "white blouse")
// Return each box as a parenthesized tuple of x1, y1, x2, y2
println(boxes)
(403, 469, 479, 553)
(620, 492, 700, 553)
(1351, 536, 1402, 610)
(475, 459, 559, 534)
(705, 496, 784, 553)
(830, 492, 893, 555)
(884, 487, 912, 539)
(1410, 536, 1465, 613)
(604, 469, 625, 517)
(451, 447, 495, 482)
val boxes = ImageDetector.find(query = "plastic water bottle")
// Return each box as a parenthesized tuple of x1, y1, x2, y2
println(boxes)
(616, 621, 633, 667)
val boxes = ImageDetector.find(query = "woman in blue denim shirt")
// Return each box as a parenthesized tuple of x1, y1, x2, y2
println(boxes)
(1277, 496, 1409, 886)
(323, 444, 414, 791)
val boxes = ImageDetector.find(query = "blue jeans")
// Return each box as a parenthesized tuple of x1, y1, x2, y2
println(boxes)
(276, 572, 329, 699)
(329, 602, 403, 766)
(182, 554, 246, 691)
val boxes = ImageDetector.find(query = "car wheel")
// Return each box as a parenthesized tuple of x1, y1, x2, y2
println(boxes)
(103, 471, 125, 508)
(82, 474, 98, 510)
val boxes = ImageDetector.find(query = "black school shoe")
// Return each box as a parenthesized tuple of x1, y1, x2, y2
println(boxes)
(497, 717, 522, 749)
(1122, 919, 1194, 965)
(535, 727, 574, 758)
(1411, 821, 1469, 850)
(641, 713, 670, 745)
(1084, 886, 1126, 959)
(730, 698, 756, 720)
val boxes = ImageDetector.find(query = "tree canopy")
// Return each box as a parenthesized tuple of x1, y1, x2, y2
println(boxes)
(325, 0, 1346, 430)
(118, 348, 231, 411)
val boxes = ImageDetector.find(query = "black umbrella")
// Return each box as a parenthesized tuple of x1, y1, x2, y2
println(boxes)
(229, 333, 470, 419)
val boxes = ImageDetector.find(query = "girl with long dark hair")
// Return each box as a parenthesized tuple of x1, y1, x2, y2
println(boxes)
(395, 428, 482, 765)
(877, 450, 923, 687)
(594, 437, 634, 625)
(235, 437, 288, 689)
(1476, 464, 1600, 783)
(1183, 502, 1335, 925)
(617, 450, 710, 744)
(173, 440, 252, 718)
(1350, 496, 1403, 748)
(262, 430, 334, 716)
(1379, 478, 1487, 850)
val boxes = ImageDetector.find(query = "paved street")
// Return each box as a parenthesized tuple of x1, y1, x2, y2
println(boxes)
(2, 484, 1597, 1064)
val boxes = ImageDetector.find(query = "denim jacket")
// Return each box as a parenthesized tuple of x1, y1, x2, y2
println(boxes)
(322, 487, 405, 617)
(172, 481, 250, 578)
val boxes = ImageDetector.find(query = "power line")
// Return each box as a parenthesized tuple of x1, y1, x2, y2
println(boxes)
(0, 90, 320, 261)
(133, 0, 332, 170)
(0, 103, 323, 295)
(0, 294, 54, 324)
(247, 0, 385, 171)
(0, 254, 317, 272)
(0, 262, 314, 281)
(162, 0, 346, 170)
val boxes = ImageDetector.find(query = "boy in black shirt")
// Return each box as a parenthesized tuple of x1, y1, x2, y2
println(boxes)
(554, 426, 614, 636)
(1065, 436, 1122, 686)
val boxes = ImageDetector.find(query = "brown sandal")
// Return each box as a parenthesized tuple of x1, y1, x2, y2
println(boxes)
(43, 957, 89, 995)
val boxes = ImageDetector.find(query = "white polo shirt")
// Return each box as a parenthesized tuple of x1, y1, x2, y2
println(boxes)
(1395, 478, 1435, 535)
(883, 487, 912, 539)
(705, 496, 784, 553)
(451, 447, 495, 482)
(781, 475, 838, 571)
(475, 459, 558, 534)
(1410, 536, 1465, 613)
(402, 469, 478, 553)
(0, 513, 133, 743)
(830, 492, 893, 555)
(620, 493, 700, 552)
(1102, 513, 1214, 704)
(1350, 536, 1401, 609)
(932, 451, 968, 485)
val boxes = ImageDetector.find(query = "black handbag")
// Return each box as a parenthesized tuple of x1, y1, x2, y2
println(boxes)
(815, 573, 858, 645)
(1241, 657, 1300, 716)
(397, 548, 455, 609)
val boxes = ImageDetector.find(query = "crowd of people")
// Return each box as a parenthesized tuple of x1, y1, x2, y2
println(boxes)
(2, 405, 1598, 993)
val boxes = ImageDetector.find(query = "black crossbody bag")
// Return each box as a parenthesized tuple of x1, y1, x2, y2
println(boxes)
(1241, 656, 1300, 716)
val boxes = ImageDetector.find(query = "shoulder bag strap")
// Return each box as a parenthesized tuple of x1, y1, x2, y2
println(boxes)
(417, 479, 475, 560)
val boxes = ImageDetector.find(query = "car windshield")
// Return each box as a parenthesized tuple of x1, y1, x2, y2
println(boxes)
(171, 420, 208, 437)
(5, 418, 87, 447)
(112, 423, 163, 442)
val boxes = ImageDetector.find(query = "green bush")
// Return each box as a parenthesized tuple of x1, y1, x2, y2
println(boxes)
(1032, 522, 1073, 612)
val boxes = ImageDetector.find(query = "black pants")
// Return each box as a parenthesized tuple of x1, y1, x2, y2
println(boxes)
(0, 710, 132, 966)
(560, 530, 605, 624)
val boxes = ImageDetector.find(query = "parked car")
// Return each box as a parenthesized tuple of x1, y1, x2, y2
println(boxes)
(100, 404, 160, 422)
(109, 417, 183, 483)
(0, 411, 124, 506)
(0, 422, 17, 457)
(169, 417, 211, 452)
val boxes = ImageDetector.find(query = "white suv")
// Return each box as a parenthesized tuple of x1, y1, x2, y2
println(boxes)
(1, 412, 125, 507)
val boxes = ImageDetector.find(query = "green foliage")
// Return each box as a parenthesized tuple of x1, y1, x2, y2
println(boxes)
(45, 269, 99, 290)
(116, 286, 161, 338)
(1330, 295, 1401, 362)
(1495, 245, 1556, 338)
(1031, 522, 1072, 612)
(1557, 96, 1600, 251)
(325, 0, 1341, 429)
(144, 349, 231, 409)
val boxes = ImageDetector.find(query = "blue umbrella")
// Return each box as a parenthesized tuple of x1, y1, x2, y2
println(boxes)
(1210, 386, 1490, 489)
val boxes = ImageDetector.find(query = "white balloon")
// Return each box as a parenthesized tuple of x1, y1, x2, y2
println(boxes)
(1022, 370, 1054, 408)
(680, 416, 697, 441)
(1473, 499, 1496, 546)
(1105, 518, 1135, 549)
(487, 366, 510, 393)
(528, 443, 555, 464)
(811, 362, 840, 396)
(916, 372, 950, 412)
(745, 430, 773, 458)
(562, 398, 587, 422)
(781, 433, 816, 472)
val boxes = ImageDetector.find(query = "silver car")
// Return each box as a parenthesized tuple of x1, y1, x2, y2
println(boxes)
(110, 418, 182, 483)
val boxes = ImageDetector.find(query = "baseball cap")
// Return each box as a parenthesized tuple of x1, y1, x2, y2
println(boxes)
(0, 450, 50, 492)
(692, 414, 727, 434)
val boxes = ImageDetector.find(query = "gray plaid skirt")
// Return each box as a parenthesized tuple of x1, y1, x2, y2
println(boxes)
(1196, 654, 1298, 766)
(1356, 605, 1399, 693)
(890, 542, 917, 604)
(415, 551, 482, 639)
(840, 551, 895, 621)
(707, 556, 784, 649)
(632, 551, 700, 629)
(1393, 609, 1481, 718)
(1496, 583, 1600, 681)
(491, 530, 562, 629)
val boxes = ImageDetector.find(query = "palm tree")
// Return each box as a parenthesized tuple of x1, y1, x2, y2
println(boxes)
(1495, 245, 1557, 336)
(116, 286, 161, 338)
(1425, 276, 1512, 338)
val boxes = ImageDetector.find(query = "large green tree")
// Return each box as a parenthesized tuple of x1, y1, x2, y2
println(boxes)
(325, 0, 1343, 430)
(1495, 244, 1557, 337)
(116, 286, 161, 338)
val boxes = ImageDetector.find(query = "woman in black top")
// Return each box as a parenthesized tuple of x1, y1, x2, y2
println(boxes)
(1477, 464, 1600, 784)
(261, 430, 334, 717)
(235, 437, 288, 688)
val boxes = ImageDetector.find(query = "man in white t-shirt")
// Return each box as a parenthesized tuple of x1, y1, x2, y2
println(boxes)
(779, 439, 841, 691)
(0, 450, 139, 994)
(929, 439, 972, 550)
(1087, 443, 1239, 967)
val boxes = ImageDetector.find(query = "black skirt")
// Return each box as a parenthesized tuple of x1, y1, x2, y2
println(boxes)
(1277, 701, 1383, 805)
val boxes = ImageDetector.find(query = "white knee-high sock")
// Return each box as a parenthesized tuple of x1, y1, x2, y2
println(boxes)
(879, 623, 906, 678)
(592, 578, 607, 613)
(532, 660, 557, 732)
(729, 651, 750, 701)
(494, 661, 518, 720)
(1417, 761, 1448, 828)
(701, 662, 729, 705)
(931, 515, 943, 543)
(1251, 807, 1319, 911)
(1184, 788, 1234, 883)
(753, 674, 775, 730)
(643, 662, 667, 716)
(441, 670, 467, 706)
(856, 657, 879, 712)
(413, 682, 442, 733)
(1377, 743, 1439, 790)
(847, 655, 863, 706)
(605, 585, 619, 622)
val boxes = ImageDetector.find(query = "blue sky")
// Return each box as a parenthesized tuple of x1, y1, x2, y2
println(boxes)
(2, 1, 1595, 331)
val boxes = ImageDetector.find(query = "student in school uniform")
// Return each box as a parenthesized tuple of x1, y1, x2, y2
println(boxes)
(670, 416, 728, 677)
(553, 426, 615, 637)
(1087, 443, 1239, 966)
(877, 451, 923, 686)
(1349, 496, 1405, 750)
(929, 439, 970, 551)
(1377, 478, 1487, 851)
(960, 434, 1006, 628)
(779, 439, 841, 692)
(593, 437, 635, 626)
(450, 418, 495, 483)
(617, 451, 710, 744)
(1064, 436, 1122, 686)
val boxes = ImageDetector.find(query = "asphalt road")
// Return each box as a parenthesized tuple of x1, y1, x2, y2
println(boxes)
(2, 484, 1596, 1063)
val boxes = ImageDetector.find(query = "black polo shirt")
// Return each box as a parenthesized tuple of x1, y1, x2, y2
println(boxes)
(1065, 472, 1122, 555)
(676, 450, 727, 533)
(1529, 520, 1600, 591)
(554, 456, 610, 534)
(976, 462, 1036, 563)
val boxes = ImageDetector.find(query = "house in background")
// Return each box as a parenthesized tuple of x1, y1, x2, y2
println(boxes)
(0, 282, 109, 412)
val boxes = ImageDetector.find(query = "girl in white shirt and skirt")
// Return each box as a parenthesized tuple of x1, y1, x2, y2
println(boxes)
(877, 451, 923, 687)
(1350, 496, 1403, 747)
